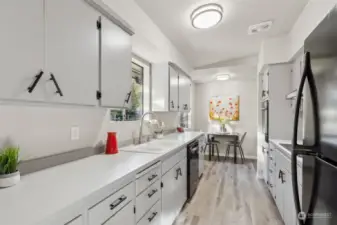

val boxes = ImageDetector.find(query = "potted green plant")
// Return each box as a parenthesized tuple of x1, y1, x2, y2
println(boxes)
(0, 146, 20, 188)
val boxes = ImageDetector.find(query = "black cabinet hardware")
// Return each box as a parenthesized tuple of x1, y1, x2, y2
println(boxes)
(148, 189, 158, 198)
(170, 101, 174, 109)
(28, 70, 44, 93)
(49, 73, 63, 96)
(278, 170, 285, 183)
(110, 195, 127, 210)
(148, 174, 158, 182)
(148, 212, 158, 222)
(124, 91, 131, 104)
(161, 182, 164, 188)
(175, 168, 182, 180)
(96, 91, 102, 100)
(96, 18, 101, 30)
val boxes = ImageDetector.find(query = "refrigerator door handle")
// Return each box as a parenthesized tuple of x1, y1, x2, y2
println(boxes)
(292, 52, 321, 225)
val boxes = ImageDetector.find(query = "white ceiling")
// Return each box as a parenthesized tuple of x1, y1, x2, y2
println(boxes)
(135, 0, 309, 68)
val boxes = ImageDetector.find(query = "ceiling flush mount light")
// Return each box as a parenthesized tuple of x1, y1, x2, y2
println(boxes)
(216, 74, 230, 81)
(191, 3, 223, 29)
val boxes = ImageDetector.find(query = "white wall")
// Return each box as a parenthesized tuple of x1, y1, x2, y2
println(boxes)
(258, 0, 337, 72)
(0, 0, 191, 161)
(194, 69, 258, 158)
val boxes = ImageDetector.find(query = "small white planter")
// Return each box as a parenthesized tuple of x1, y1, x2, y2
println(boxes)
(0, 171, 20, 188)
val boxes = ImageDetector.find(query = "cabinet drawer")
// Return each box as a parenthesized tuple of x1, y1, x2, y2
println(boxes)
(136, 180, 161, 221)
(65, 216, 82, 225)
(104, 201, 135, 225)
(162, 147, 187, 175)
(137, 200, 161, 225)
(89, 182, 135, 225)
(136, 163, 161, 196)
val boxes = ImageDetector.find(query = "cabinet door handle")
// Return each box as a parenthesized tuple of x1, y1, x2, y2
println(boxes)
(278, 170, 285, 183)
(110, 195, 127, 210)
(148, 212, 158, 222)
(49, 73, 63, 96)
(148, 189, 158, 198)
(28, 70, 44, 93)
(171, 101, 174, 109)
(175, 168, 182, 180)
(148, 174, 158, 182)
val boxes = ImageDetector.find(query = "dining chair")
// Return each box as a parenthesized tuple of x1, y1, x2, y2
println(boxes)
(225, 132, 247, 163)
(202, 136, 220, 161)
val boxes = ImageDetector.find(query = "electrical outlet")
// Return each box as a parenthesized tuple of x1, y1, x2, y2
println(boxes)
(71, 126, 80, 140)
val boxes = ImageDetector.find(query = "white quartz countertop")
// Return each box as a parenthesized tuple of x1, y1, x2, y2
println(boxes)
(0, 131, 203, 225)
(270, 139, 303, 166)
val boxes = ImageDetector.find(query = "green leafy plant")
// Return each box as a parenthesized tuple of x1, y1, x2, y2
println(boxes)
(0, 146, 20, 175)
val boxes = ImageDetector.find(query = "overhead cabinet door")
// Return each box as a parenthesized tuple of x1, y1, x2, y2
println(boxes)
(178, 74, 191, 112)
(45, 0, 100, 105)
(169, 66, 179, 111)
(0, 0, 45, 101)
(100, 16, 132, 108)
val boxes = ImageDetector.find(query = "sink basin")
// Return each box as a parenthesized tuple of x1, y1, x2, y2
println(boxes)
(120, 139, 182, 154)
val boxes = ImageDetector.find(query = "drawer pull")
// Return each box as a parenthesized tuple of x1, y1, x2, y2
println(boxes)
(148, 189, 158, 198)
(148, 174, 158, 182)
(110, 195, 127, 210)
(148, 212, 158, 222)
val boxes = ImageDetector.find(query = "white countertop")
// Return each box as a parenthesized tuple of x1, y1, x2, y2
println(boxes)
(270, 139, 303, 166)
(0, 131, 203, 225)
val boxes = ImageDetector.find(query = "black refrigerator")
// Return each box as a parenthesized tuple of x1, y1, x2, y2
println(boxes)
(292, 6, 337, 225)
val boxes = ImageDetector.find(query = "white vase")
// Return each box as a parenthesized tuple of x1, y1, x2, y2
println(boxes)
(0, 171, 20, 188)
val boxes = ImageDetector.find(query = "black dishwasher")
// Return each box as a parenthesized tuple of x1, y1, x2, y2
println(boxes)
(187, 140, 199, 199)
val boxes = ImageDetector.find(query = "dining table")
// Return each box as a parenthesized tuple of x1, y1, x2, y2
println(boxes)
(207, 132, 240, 163)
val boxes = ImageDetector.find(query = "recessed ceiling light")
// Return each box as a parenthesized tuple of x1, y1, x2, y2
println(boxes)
(191, 3, 223, 29)
(216, 74, 230, 81)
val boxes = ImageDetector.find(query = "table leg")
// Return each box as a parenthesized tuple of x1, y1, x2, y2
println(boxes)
(234, 137, 237, 164)
(208, 134, 211, 161)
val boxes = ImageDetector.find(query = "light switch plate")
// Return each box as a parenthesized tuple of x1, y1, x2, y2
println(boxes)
(71, 126, 80, 140)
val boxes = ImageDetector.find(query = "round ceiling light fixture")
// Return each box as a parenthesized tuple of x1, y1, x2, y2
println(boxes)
(216, 74, 230, 81)
(191, 3, 223, 29)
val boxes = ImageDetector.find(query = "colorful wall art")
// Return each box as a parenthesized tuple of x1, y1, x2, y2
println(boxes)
(209, 95, 240, 121)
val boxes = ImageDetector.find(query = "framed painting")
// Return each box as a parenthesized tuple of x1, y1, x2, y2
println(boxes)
(209, 95, 240, 121)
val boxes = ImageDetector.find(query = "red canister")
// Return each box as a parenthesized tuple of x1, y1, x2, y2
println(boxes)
(106, 132, 118, 154)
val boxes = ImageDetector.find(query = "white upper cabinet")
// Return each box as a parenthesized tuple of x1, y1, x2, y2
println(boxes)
(169, 66, 179, 111)
(0, 0, 45, 101)
(45, 0, 100, 105)
(178, 74, 191, 112)
(100, 16, 132, 108)
(152, 62, 191, 112)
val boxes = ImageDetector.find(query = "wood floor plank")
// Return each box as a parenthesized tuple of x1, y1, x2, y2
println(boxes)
(175, 160, 284, 225)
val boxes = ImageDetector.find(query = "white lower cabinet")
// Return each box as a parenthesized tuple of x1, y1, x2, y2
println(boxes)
(137, 200, 161, 225)
(269, 145, 303, 225)
(104, 202, 135, 225)
(88, 181, 135, 225)
(161, 150, 187, 225)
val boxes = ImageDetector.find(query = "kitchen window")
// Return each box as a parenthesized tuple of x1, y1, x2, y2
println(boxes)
(110, 56, 151, 121)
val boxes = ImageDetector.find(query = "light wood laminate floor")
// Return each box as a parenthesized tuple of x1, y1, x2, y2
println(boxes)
(174, 160, 284, 225)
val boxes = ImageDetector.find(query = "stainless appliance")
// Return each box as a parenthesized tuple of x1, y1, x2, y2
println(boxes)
(187, 140, 199, 199)
(292, 7, 337, 225)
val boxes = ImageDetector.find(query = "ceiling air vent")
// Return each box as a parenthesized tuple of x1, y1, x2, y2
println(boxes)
(248, 20, 273, 35)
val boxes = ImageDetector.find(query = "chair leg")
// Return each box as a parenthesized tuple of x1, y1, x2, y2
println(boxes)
(239, 146, 245, 163)
(215, 144, 220, 161)
(225, 145, 230, 160)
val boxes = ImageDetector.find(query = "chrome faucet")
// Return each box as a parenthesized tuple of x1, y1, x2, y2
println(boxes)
(138, 112, 157, 144)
